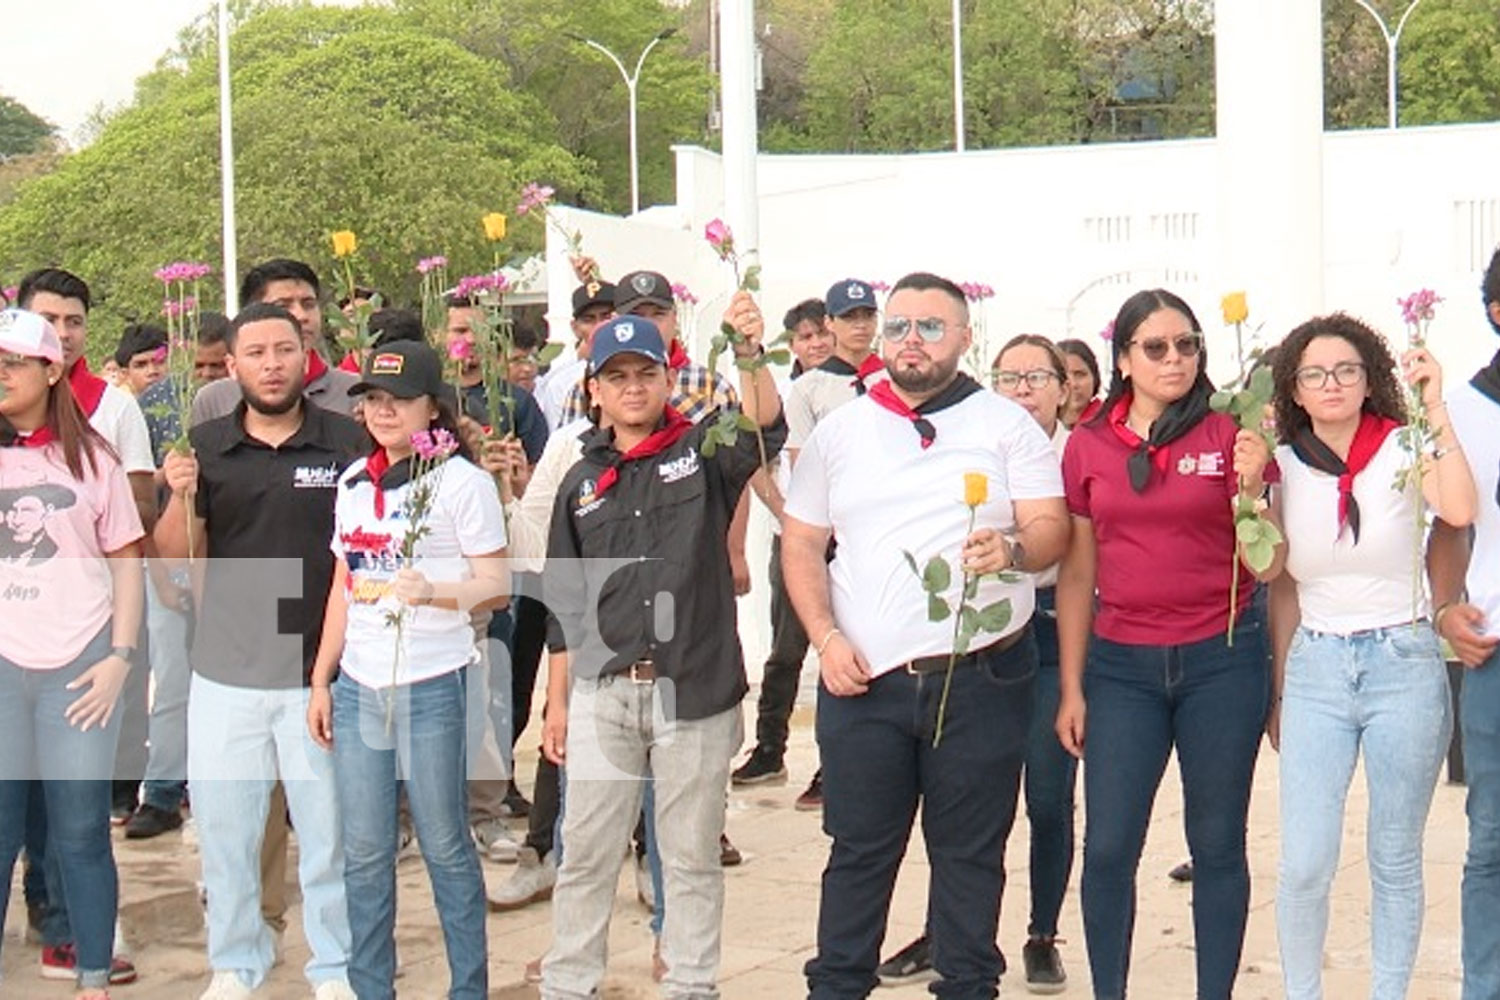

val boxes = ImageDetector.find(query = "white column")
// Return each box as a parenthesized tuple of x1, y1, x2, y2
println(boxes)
(718, 0, 760, 277)
(1214, 0, 1323, 345)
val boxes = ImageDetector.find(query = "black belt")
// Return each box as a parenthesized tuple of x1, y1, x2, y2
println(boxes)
(903, 628, 1026, 675)
(606, 659, 656, 683)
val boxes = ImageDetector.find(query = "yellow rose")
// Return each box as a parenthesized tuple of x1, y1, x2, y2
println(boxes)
(331, 230, 357, 259)
(482, 212, 507, 242)
(1221, 291, 1249, 326)
(963, 472, 988, 508)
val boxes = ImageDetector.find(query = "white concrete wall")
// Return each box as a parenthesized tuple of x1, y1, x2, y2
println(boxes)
(547, 124, 1500, 675)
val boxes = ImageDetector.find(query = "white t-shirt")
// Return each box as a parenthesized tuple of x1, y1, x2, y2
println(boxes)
(1447, 381, 1500, 639)
(785, 388, 1064, 676)
(93, 385, 155, 475)
(535, 355, 588, 431)
(786, 364, 890, 450)
(330, 455, 508, 689)
(1032, 421, 1069, 590)
(505, 417, 590, 572)
(1278, 430, 1427, 633)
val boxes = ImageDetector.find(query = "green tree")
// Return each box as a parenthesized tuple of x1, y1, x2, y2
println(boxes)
(0, 3, 591, 350)
(395, 0, 713, 212)
(0, 95, 54, 160)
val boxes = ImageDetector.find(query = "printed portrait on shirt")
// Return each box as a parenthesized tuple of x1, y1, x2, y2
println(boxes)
(0, 482, 76, 566)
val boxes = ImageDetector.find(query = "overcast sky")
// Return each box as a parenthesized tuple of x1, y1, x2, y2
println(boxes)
(1, 0, 361, 145)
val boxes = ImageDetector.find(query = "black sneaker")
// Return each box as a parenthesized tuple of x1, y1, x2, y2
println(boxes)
(794, 769, 823, 811)
(124, 803, 184, 840)
(1022, 938, 1067, 994)
(502, 779, 531, 819)
(877, 934, 936, 986)
(731, 746, 787, 786)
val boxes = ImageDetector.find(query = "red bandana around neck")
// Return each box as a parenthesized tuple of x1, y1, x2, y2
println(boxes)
(67, 358, 108, 417)
(667, 340, 690, 372)
(359, 447, 418, 519)
(305, 350, 330, 384)
(1290, 411, 1400, 543)
(337, 352, 361, 374)
(594, 407, 694, 496)
(853, 354, 884, 394)
(867, 381, 937, 449)
(3, 425, 56, 448)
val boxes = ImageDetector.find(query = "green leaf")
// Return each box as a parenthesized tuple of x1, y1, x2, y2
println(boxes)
(734, 356, 763, 371)
(1235, 518, 1262, 543)
(736, 411, 759, 432)
(927, 594, 951, 623)
(959, 604, 980, 637)
(537, 342, 565, 367)
(763, 348, 792, 367)
(1209, 390, 1233, 412)
(719, 321, 739, 341)
(902, 550, 921, 578)
(963, 573, 979, 600)
(1244, 538, 1276, 573)
(922, 556, 952, 594)
(975, 599, 1013, 633)
(742, 264, 762, 292)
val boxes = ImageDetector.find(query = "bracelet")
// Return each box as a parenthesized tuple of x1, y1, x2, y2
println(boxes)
(1434, 602, 1456, 631)
(815, 627, 842, 656)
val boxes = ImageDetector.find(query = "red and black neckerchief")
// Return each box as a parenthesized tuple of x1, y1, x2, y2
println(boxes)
(593, 406, 694, 496)
(347, 447, 414, 519)
(0, 423, 55, 448)
(866, 374, 983, 450)
(819, 354, 885, 396)
(667, 340, 690, 372)
(1104, 387, 1212, 493)
(1289, 410, 1400, 544)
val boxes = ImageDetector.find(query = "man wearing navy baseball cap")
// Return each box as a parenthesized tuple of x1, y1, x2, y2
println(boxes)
(538, 311, 785, 999)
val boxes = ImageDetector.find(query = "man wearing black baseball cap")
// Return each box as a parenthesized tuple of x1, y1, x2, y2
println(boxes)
(538, 311, 785, 999)
(535, 282, 615, 431)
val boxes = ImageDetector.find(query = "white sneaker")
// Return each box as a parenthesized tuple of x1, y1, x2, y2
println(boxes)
(471, 818, 520, 863)
(486, 846, 557, 911)
(312, 980, 357, 1000)
(199, 970, 255, 1000)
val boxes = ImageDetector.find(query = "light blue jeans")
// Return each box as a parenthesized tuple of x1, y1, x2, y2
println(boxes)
(187, 673, 351, 991)
(333, 669, 487, 1000)
(141, 580, 191, 811)
(1277, 624, 1451, 1000)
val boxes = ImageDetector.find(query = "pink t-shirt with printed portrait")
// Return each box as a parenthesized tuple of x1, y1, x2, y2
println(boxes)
(0, 443, 144, 669)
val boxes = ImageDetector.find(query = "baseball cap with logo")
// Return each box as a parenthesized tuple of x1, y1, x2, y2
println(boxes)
(348, 340, 446, 399)
(825, 279, 878, 318)
(572, 280, 617, 319)
(588, 316, 668, 373)
(0, 308, 63, 363)
(613, 271, 674, 315)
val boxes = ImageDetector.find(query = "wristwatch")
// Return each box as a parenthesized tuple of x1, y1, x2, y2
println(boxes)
(110, 645, 136, 661)
(1005, 537, 1027, 573)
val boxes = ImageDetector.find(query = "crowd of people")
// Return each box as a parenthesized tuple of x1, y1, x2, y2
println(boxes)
(0, 244, 1499, 1000)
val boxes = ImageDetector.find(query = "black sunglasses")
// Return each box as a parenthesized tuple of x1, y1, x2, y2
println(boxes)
(1130, 333, 1202, 362)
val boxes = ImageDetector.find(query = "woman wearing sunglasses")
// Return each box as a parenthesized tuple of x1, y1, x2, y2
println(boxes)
(1054, 289, 1282, 1000)
(1268, 314, 1474, 999)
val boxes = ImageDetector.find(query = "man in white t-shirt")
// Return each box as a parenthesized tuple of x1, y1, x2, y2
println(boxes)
(535, 282, 614, 431)
(782, 272, 1069, 999)
(17, 267, 156, 985)
(1431, 250, 1500, 998)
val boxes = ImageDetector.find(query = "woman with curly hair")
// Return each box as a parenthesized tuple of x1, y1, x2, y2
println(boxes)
(1269, 313, 1476, 999)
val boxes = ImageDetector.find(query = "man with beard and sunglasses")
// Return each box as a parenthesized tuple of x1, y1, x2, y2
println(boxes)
(157, 303, 364, 1000)
(783, 272, 1069, 999)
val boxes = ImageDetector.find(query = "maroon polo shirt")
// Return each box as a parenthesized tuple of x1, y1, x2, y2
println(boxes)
(1063, 408, 1261, 646)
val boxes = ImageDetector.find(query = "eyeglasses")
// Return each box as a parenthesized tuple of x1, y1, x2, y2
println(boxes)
(1130, 334, 1202, 362)
(1295, 361, 1366, 390)
(881, 317, 948, 343)
(992, 369, 1060, 391)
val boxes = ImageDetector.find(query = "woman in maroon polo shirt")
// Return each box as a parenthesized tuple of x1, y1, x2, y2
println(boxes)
(1054, 288, 1283, 1000)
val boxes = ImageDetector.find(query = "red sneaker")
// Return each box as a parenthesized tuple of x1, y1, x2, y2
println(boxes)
(40, 943, 138, 985)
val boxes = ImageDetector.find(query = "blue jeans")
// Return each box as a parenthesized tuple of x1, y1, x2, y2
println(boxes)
(334, 669, 487, 1000)
(0, 625, 121, 989)
(1080, 608, 1268, 1000)
(1462, 647, 1500, 999)
(187, 673, 350, 990)
(1022, 593, 1076, 939)
(807, 630, 1037, 1000)
(142, 581, 191, 811)
(1277, 624, 1450, 1000)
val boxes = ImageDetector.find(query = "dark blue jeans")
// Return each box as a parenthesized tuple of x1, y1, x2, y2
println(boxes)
(334, 669, 487, 1000)
(1080, 607, 1268, 1000)
(807, 629, 1037, 1000)
(0, 625, 122, 989)
(1022, 594, 1076, 939)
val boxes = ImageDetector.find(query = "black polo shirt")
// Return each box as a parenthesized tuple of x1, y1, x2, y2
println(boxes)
(545, 409, 787, 721)
(190, 401, 367, 689)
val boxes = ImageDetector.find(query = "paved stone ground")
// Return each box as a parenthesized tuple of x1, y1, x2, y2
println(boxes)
(3, 693, 1470, 998)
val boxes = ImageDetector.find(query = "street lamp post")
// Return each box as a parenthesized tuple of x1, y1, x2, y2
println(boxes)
(566, 28, 678, 215)
(217, 0, 239, 313)
(1350, 0, 1425, 129)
